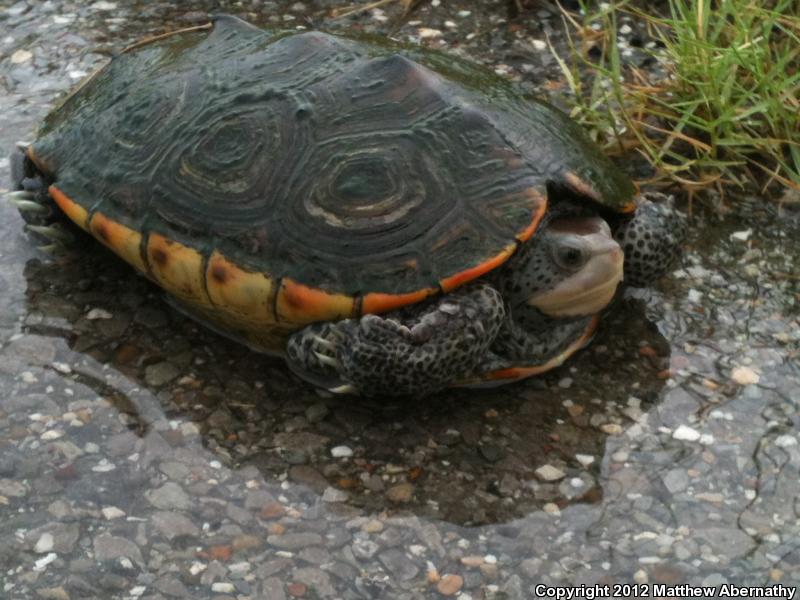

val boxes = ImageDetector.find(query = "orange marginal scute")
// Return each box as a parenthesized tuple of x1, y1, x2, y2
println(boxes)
(361, 287, 438, 315)
(439, 242, 517, 293)
(276, 278, 355, 324)
(49, 185, 89, 231)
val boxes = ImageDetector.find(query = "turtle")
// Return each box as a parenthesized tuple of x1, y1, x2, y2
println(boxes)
(8, 15, 685, 397)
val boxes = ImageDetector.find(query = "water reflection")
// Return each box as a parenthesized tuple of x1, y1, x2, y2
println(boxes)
(18, 240, 672, 526)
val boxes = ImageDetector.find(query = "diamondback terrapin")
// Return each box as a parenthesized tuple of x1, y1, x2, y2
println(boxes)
(9, 16, 685, 397)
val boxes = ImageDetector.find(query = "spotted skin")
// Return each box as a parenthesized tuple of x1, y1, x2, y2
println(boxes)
(487, 305, 593, 371)
(614, 197, 687, 287)
(287, 284, 505, 397)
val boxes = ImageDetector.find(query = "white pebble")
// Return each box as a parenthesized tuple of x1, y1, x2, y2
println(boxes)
(484, 554, 497, 564)
(92, 1, 117, 10)
(418, 28, 442, 39)
(543, 503, 561, 515)
(575, 454, 595, 467)
(535, 464, 565, 481)
(34, 553, 57, 571)
(102, 506, 126, 520)
(92, 459, 116, 472)
(730, 229, 752, 242)
(40, 430, 64, 440)
(86, 307, 113, 320)
(531, 39, 547, 51)
(775, 435, 797, 448)
(620, 24, 633, 34)
(211, 582, 236, 593)
(11, 49, 33, 64)
(34, 533, 54, 553)
(673, 425, 701, 442)
(331, 445, 353, 458)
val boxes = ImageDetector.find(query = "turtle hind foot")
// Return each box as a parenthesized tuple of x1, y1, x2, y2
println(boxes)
(9, 144, 75, 251)
(286, 322, 357, 395)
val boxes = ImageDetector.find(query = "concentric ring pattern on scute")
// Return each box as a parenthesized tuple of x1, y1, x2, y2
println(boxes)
(32, 18, 547, 297)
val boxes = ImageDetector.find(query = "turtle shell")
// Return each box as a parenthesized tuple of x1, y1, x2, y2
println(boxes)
(28, 16, 636, 353)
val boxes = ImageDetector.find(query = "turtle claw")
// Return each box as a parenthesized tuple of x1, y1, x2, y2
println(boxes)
(9, 198, 48, 214)
(312, 335, 336, 353)
(15, 140, 31, 151)
(7, 190, 36, 201)
(329, 384, 357, 395)
(25, 224, 73, 243)
(36, 244, 60, 254)
(314, 351, 340, 369)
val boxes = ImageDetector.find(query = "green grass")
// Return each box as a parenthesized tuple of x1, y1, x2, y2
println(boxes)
(551, 0, 800, 200)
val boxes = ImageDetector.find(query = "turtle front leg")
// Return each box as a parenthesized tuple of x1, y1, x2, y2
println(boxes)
(286, 283, 506, 397)
(8, 143, 74, 251)
(614, 195, 687, 287)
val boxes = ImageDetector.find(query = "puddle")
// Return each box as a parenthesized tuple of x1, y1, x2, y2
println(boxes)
(1, 1, 799, 598)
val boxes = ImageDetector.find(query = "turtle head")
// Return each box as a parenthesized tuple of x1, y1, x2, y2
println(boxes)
(506, 216, 624, 318)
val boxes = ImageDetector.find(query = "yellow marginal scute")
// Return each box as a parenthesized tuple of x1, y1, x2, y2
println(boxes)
(145, 232, 211, 306)
(205, 251, 276, 324)
(89, 211, 147, 274)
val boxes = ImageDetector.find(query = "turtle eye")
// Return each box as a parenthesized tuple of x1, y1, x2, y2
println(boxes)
(553, 241, 589, 271)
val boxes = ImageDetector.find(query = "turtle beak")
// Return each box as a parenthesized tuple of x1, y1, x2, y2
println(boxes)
(528, 217, 624, 318)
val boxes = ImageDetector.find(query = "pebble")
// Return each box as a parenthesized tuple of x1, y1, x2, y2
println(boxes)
(211, 582, 236, 593)
(386, 482, 414, 502)
(34, 532, 54, 553)
(600, 423, 623, 435)
(145, 482, 192, 510)
(321, 486, 349, 502)
(535, 465, 565, 481)
(543, 503, 561, 515)
(437, 574, 463, 596)
(144, 361, 180, 387)
(731, 365, 760, 385)
(663, 468, 689, 493)
(34, 553, 58, 571)
(672, 425, 701, 442)
(330, 445, 353, 458)
(362, 519, 384, 534)
(11, 49, 33, 63)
